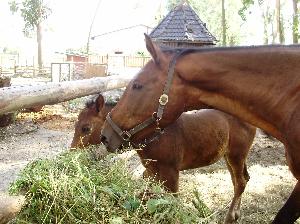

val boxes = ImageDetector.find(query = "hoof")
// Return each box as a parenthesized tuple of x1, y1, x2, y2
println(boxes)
(224, 210, 240, 224)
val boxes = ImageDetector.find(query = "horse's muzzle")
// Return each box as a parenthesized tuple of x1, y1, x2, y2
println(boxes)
(101, 124, 123, 152)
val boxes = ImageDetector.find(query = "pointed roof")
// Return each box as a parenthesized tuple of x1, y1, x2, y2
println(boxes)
(150, 1, 216, 44)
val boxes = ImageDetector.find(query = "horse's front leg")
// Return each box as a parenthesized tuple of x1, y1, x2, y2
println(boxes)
(224, 155, 250, 224)
(143, 162, 179, 193)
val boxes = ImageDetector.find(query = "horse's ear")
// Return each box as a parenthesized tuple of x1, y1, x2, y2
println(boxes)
(95, 94, 104, 112)
(144, 33, 163, 65)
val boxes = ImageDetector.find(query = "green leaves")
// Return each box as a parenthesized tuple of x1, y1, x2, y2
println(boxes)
(9, 0, 52, 36)
(9, 1, 19, 13)
(123, 198, 141, 212)
(238, 0, 255, 21)
(10, 151, 210, 223)
(146, 198, 170, 214)
(191, 189, 210, 218)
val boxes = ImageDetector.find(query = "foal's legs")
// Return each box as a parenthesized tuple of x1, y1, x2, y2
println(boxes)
(143, 162, 180, 193)
(224, 154, 250, 224)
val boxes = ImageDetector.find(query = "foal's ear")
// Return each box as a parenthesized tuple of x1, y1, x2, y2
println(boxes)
(144, 33, 163, 65)
(95, 94, 105, 112)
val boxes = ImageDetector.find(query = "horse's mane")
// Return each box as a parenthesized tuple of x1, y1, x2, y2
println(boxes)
(85, 95, 118, 109)
(85, 97, 97, 108)
(85, 89, 124, 109)
(160, 44, 300, 57)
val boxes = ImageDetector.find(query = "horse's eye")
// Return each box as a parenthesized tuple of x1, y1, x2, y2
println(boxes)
(132, 83, 143, 90)
(81, 126, 91, 134)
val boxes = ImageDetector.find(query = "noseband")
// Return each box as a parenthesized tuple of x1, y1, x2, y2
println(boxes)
(105, 51, 183, 146)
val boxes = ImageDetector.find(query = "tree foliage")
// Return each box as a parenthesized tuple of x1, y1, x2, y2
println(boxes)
(238, 0, 264, 21)
(9, 0, 52, 70)
(9, 0, 51, 37)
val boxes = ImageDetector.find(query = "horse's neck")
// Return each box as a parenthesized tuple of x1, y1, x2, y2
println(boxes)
(178, 48, 300, 141)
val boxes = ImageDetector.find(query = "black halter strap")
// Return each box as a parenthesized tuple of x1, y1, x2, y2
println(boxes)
(155, 50, 180, 120)
(106, 113, 157, 141)
(105, 50, 183, 145)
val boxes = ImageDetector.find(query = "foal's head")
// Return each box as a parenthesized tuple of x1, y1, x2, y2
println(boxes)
(101, 35, 188, 152)
(71, 94, 113, 149)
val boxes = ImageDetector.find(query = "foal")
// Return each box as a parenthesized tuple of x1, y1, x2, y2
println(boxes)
(71, 94, 256, 223)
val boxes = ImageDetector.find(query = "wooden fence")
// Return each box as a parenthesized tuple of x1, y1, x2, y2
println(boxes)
(1, 53, 150, 79)
(89, 55, 151, 68)
(51, 62, 107, 82)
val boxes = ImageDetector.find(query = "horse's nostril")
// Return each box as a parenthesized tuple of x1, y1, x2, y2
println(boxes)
(100, 135, 107, 143)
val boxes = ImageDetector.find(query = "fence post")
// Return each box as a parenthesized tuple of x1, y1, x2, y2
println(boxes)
(50, 63, 53, 82)
(33, 56, 35, 78)
(68, 63, 71, 81)
(59, 64, 62, 82)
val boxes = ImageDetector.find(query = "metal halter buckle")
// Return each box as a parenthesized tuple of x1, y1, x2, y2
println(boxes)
(159, 94, 169, 106)
(121, 131, 131, 141)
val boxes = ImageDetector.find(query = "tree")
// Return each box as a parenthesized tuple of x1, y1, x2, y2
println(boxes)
(222, 0, 227, 46)
(292, 0, 299, 43)
(86, 0, 102, 57)
(239, 0, 288, 44)
(274, 0, 284, 43)
(9, 0, 51, 74)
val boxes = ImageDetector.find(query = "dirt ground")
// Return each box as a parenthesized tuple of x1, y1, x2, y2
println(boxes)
(0, 105, 299, 223)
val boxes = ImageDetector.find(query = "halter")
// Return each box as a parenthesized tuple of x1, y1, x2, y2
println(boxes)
(105, 50, 183, 146)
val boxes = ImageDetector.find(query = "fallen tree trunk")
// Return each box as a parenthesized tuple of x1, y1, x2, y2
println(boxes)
(0, 76, 15, 127)
(0, 75, 133, 115)
(0, 194, 25, 224)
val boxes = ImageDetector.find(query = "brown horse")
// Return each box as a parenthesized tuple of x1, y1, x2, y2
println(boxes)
(71, 95, 115, 149)
(101, 35, 300, 223)
(72, 94, 256, 223)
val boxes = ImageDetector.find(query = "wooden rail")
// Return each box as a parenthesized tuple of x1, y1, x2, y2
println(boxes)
(0, 75, 133, 115)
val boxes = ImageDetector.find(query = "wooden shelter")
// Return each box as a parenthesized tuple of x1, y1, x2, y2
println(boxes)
(149, 1, 216, 48)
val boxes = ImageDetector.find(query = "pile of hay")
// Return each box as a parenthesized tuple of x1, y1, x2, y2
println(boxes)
(10, 150, 210, 223)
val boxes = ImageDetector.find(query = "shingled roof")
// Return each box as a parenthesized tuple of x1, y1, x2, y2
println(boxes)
(149, 1, 216, 46)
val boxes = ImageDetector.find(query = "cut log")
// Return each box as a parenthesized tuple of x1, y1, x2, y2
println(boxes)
(0, 194, 25, 224)
(0, 75, 133, 115)
(0, 76, 15, 127)
(0, 77, 10, 87)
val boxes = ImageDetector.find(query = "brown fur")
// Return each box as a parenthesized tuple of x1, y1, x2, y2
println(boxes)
(72, 95, 256, 223)
(101, 35, 300, 223)
(71, 95, 113, 149)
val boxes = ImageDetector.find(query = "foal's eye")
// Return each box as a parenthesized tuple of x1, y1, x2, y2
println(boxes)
(81, 126, 91, 134)
(132, 82, 143, 90)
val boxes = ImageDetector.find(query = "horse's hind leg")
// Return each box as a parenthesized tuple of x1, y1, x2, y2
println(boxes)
(272, 144, 300, 223)
(272, 181, 300, 224)
(224, 154, 250, 224)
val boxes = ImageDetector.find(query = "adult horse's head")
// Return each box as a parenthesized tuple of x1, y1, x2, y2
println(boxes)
(101, 34, 190, 152)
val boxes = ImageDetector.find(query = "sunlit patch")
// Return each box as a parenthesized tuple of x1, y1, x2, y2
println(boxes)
(185, 110, 198, 114)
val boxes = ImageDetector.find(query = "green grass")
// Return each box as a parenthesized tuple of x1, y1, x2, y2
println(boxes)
(10, 150, 210, 224)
